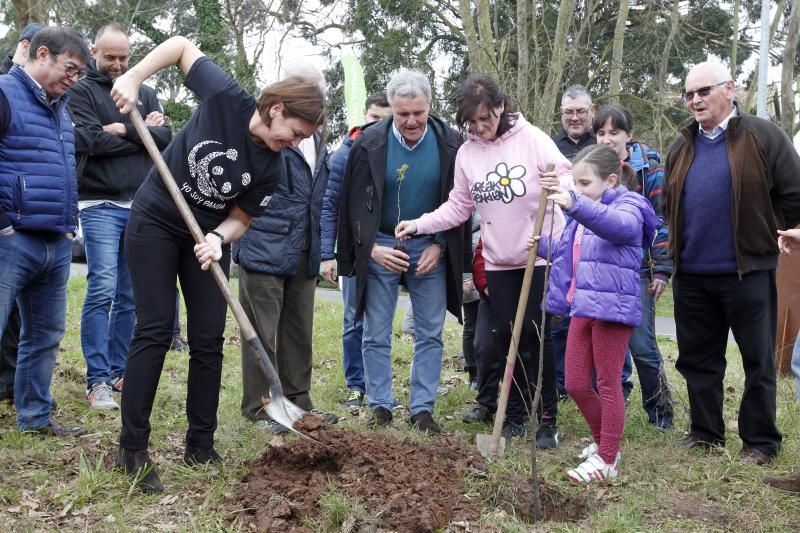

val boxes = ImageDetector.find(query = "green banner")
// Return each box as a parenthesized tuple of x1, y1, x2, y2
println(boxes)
(341, 55, 367, 129)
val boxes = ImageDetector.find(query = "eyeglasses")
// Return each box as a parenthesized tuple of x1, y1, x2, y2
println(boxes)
(561, 108, 589, 118)
(683, 81, 727, 103)
(58, 58, 86, 80)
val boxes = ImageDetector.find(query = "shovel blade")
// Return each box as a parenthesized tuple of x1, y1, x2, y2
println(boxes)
(265, 396, 317, 441)
(476, 433, 506, 459)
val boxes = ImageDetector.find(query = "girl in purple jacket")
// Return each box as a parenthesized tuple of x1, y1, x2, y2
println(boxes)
(529, 144, 660, 482)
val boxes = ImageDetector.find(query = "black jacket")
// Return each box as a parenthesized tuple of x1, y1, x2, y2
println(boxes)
(67, 61, 172, 201)
(336, 116, 469, 321)
(0, 56, 13, 75)
(234, 137, 329, 278)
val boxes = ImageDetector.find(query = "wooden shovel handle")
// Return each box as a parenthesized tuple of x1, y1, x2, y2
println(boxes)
(488, 164, 555, 455)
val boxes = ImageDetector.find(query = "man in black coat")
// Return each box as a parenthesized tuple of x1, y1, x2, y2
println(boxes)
(337, 68, 466, 434)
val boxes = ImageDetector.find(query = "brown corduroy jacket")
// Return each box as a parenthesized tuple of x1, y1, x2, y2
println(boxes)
(664, 108, 800, 275)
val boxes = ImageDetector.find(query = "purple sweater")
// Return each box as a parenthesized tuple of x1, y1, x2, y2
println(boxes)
(678, 132, 737, 273)
(540, 187, 661, 327)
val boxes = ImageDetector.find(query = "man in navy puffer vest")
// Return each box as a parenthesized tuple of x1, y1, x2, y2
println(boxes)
(0, 27, 90, 436)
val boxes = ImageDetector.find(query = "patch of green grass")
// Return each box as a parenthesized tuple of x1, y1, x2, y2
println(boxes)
(0, 280, 797, 532)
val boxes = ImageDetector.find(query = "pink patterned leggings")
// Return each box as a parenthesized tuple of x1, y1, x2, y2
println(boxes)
(565, 317, 633, 464)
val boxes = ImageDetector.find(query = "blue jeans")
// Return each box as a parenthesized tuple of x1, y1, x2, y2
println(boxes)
(792, 334, 800, 405)
(80, 204, 135, 387)
(362, 232, 446, 416)
(0, 231, 71, 429)
(629, 277, 673, 428)
(341, 275, 365, 392)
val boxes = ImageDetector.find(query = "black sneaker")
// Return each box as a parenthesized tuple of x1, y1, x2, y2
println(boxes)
(410, 411, 441, 435)
(254, 418, 289, 435)
(115, 447, 164, 494)
(171, 336, 189, 352)
(501, 420, 527, 439)
(535, 420, 559, 449)
(310, 408, 339, 424)
(462, 405, 492, 424)
(184, 445, 222, 466)
(342, 389, 365, 408)
(369, 406, 393, 428)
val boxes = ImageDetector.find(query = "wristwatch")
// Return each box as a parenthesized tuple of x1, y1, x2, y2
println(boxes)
(208, 230, 225, 244)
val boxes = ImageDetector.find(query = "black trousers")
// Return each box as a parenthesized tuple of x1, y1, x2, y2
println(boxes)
(0, 302, 20, 398)
(120, 211, 230, 450)
(482, 267, 558, 425)
(673, 270, 781, 455)
(462, 300, 479, 377)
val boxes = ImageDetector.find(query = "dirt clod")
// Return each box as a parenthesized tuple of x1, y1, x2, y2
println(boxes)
(238, 415, 485, 532)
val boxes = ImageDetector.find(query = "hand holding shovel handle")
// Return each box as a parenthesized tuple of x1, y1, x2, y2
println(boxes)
(486, 164, 555, 456)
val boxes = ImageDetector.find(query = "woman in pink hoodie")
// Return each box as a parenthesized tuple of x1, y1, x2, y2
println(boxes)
(396, 74, 571, 444)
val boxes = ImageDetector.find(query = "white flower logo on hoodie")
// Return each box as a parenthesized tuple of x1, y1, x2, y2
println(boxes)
(486, 163, 526, 203)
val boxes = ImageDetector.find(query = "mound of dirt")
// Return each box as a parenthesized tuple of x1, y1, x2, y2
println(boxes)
(238, 415, 485, 532)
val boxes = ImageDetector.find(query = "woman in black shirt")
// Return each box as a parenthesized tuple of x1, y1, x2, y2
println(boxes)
(110, 36, 325, 493)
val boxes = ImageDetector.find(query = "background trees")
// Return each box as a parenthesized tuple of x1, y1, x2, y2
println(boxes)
(1, 0, 798, 149)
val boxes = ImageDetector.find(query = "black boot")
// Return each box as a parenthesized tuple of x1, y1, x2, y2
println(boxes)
(184, 445, 222, 466)
(115, 446, 164, 493)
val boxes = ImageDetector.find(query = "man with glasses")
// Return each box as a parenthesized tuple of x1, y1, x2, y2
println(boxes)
(0, 27, 90, 436)
(0, 22, 46, 407)
(553, 85, 596, 161)
(665, 61, 800, 465)
(68, 23, 172, 410)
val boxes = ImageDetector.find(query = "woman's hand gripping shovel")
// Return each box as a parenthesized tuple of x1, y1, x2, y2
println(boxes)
(476, 164, 555, 459)
(128, 108, 315, 441)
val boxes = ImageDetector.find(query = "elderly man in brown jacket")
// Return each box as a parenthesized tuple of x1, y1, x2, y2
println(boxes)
(665, 61, 800, 465)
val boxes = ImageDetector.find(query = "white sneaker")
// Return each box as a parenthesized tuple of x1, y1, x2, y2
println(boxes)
(578, 442, 598, 460)
(86, 382, 119, 410)
(567, 452, 620, 483)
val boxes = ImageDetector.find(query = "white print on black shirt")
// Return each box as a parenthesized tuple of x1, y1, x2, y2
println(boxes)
(185, 140, 252, 209)
(471, 162, 527, 204)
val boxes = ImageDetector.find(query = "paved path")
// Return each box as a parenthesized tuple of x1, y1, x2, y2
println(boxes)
(70, 262, 685, 339)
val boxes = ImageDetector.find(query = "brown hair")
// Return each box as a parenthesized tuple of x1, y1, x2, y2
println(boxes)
(256, 76, 326, 129)
(572, 144, 635, 186)
(455, 74, 516, 137)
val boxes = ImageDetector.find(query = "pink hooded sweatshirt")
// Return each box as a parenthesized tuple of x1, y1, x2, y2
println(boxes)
(415, 113, 572, 270)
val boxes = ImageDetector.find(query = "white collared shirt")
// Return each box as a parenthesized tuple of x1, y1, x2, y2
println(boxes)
(391, 121, 428, 151)
(699, 106, 738, 140)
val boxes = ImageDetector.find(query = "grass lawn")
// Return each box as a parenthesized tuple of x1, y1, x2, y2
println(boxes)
(0, 276, 797, 531)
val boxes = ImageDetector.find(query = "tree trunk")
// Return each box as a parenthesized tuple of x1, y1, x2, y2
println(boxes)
(11, 0, 49, 29)
(516, 0, 530, 111)
(655, 0, 681, 150)
(731, 0, 740, 78)
(781, 0, 800, 135)
(743, 0, 787, 112)
(458, 0, 484, 74)
(475, 0, 499, 79)
(536, 0, 577, 133)
(608, 0, 630, 105)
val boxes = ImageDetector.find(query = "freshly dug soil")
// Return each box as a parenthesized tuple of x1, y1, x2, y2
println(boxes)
(238, 414, 485, 532)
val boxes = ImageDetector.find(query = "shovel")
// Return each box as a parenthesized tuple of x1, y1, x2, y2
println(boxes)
(476, 163, 555, 459)
(128, 108, 310, 439)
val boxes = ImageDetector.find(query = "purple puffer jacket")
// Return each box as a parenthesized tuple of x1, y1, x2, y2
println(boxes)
(539, 186, 660, 327)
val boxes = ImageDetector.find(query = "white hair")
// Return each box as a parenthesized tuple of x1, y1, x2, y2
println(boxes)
(283, 62, 326, 95)
(386, 68, 432, 105)
(688, 61, 732, 84)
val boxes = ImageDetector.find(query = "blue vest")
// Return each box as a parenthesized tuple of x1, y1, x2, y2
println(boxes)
(234, 141, 330, 278)
(0, 66, 78, 233)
